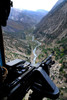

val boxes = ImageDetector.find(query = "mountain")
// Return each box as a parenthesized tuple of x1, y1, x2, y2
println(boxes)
(3, 8, 48, 33)
(33, 1, 67, 99)
(33, 0, 67, 43)
(52, 0, 65, 10)
(3, 32, 33, 62)
(9, 8, 48, 23)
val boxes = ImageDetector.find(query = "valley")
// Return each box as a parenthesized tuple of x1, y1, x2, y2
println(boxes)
(3, 32, 38, 63)
(3, 29, 67, 100)
(3, 0, 67, 100)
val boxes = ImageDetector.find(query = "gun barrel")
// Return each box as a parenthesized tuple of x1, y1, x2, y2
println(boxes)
(42, 52, 54, 64)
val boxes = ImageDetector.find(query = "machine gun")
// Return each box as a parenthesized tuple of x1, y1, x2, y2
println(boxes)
(0, 0, 59, 100)
(0, 55, 59, 100)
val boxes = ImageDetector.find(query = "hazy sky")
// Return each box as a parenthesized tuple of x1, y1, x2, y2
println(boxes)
(12, 0, 58, 11)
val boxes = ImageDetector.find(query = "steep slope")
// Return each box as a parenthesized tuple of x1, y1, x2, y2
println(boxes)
(52, 0, 65, 10)
(34, 0, 67, 43)
(33, 1, 67, 99)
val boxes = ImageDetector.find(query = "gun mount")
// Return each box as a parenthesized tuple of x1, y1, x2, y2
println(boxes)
(0, 0, 59, 100)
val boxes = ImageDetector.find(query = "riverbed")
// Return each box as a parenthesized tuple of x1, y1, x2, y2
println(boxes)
(32, 36, 41, 64)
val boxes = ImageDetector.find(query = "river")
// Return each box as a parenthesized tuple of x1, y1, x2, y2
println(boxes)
(32, 36, 41, 64)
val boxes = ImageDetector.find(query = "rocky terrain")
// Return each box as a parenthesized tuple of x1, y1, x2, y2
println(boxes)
(3, 32, 38, 63)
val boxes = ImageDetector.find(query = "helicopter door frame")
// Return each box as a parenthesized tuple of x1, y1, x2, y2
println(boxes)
(0, 26, 5, 67)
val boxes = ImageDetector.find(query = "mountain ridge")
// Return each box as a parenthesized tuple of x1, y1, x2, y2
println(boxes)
(3, 8, 48, 33)
(33, 0, 67, 43)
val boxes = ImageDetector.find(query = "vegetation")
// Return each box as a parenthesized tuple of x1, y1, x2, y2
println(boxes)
(37, 45, 53, 62)
(56, 37, 67, 44)
(26, 44, 31, 55)
(3, 33, 32, 62)
(54, 47, 64, 60)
